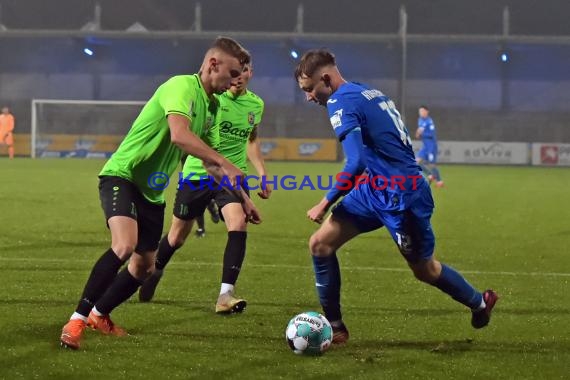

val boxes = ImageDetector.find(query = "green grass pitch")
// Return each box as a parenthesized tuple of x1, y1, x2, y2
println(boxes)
(0, 159, 569, 379)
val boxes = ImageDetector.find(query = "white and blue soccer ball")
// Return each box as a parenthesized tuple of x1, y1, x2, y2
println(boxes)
(285, 311, 332, 355)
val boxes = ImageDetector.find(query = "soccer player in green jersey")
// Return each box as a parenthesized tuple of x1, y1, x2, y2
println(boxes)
(60, 37, 260, 350)
(138, 62, 270, 313)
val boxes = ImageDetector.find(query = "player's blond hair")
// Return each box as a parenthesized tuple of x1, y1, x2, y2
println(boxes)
(209, 37, 251, 66)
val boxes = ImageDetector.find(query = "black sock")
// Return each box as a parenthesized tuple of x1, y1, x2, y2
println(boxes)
(94, 268, 143, 315)
(155, 235, 179, 270)
(221, 231, 247, 285)
(207, 200, 218, 216)
(196, 214, 205, 230)
(75, 248, 124, 317)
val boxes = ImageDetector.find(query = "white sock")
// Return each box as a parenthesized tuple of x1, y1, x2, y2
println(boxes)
(220, 283, 234, 295)
(70, 312, 88, 322)
(474, 298, 486, 312)
(91, 306, 104, 317)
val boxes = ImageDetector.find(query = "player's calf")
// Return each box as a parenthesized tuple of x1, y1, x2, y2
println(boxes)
(138, 269, 163, 302)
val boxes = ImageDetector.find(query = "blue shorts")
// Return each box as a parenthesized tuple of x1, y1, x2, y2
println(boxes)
(417, 144, 438, 164)
(332, 183, 435, 262)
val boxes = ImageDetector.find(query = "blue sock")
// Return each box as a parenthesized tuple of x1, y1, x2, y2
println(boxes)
(312, 253, 342, 321)
(433, 264, 482, 309)
(431, 167, 441, 181)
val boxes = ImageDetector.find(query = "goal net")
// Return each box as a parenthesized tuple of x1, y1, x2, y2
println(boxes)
(31, 99, 146, 158)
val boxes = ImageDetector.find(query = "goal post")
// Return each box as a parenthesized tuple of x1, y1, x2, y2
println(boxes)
(30, 99, 146, 158)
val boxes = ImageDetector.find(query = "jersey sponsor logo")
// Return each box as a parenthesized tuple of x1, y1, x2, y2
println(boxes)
(248, 111, 255, 126)
(540, 145, 558, 164)
(330, 109, 343, 129)
(219, 121, 252, 139)
(327, 99, 338, 104)
(298, 143, 321, 156)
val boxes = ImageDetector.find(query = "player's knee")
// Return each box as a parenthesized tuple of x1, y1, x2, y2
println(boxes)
(409, 259, 441, 284)
(309, 233, 334, 257)
(128, 258, 153, 281)
(226, 218, 247, 231)
(111, 242, 136, 260)
(412, 269, 436, 284)
(168, 228, 189, 248)
(222, 206, 247, 231)
(169, 234, 186, 249)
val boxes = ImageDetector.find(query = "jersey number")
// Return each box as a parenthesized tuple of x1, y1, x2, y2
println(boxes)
(379, 100, 411, 146)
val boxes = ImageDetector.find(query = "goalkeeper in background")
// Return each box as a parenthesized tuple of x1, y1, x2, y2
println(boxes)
(0, 106, 15, 159)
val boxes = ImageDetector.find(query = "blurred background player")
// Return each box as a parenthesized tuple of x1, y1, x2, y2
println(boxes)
(179, 154, 221, 238)
(194, 199, 221, 237)
(139, 62, 270, 314)
(0, 106, 15, 159)
(415, 105, 444, 187)
(295, 49, 497, 344)
(59, 37, 259, 350)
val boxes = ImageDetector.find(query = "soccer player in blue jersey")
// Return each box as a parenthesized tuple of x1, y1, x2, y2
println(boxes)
(416, 105, 444, 187)
(295, 49, 498, 344)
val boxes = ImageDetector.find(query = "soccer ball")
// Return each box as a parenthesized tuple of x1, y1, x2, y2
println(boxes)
(285, 311, 332, 355)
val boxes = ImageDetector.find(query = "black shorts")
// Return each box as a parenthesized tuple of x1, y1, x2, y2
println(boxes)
(173, 180, 249, 221)
(99, 176, 165, 252)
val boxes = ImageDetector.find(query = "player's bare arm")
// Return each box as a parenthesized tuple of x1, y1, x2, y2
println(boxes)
(415, 127, 424, 139)
(246, 126, 272, 199)
(203, 161, 262, 224)
(168, 114, 243, 186)
(307, 197, 334, 224)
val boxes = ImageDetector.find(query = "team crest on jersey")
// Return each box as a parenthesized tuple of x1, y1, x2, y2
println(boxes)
(248, 112, 255, 126)
(204, 116, 213, 131)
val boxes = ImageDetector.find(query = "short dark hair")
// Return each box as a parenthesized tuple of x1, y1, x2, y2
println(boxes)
(211, 36, 251, 65)
(419, 105, 429, 111)
(294, 49, 336, 80)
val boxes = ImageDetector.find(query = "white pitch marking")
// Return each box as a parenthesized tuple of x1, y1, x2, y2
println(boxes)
(0, 256, 569, 277)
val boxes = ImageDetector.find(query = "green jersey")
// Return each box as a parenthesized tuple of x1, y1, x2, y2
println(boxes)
(182, 89, 264, 179)
(100, 74, 218, 204)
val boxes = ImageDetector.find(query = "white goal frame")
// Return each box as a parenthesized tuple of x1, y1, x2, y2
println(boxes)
(30, 99, 146, 158)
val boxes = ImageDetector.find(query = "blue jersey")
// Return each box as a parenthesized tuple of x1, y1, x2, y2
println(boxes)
(324, 129, 366, 204)
(418, 116, 437, 144)
(327, 82, 425, 210)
